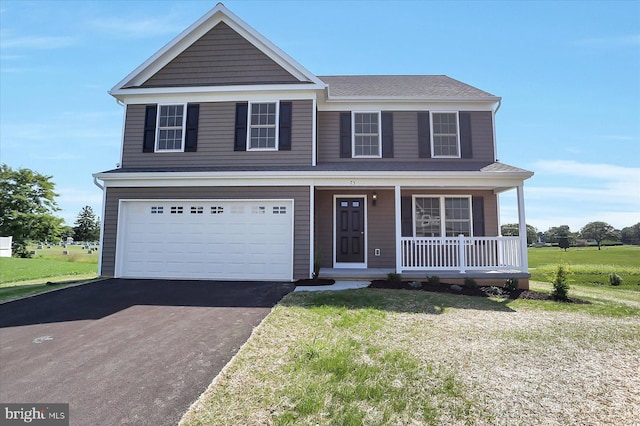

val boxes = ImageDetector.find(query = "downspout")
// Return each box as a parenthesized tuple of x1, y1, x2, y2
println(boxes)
(93, 176, 105, 276)
(492, 99, 501, 162)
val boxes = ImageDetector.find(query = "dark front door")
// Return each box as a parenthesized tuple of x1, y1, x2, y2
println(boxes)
(336, 197, 365, 264)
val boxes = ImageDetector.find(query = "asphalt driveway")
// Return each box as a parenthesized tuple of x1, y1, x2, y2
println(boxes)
(0, 278, 294, 425)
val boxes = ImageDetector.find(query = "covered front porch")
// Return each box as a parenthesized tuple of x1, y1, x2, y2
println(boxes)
(311, 177, 531, 287)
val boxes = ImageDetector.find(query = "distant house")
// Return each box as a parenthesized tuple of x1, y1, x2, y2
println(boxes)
(93, 3, 533, 287)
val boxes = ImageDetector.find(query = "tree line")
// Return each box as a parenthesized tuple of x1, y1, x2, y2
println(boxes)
(1, 164, 100, 257)
(501, 221, 640, 250)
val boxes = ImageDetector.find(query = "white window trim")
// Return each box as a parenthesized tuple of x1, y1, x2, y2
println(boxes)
(430, 111, 461, 158)
(412, 195, 473, 237)
(352, 111, 382, 158)
(247, 101, 280, 151)
(155, 103, 187, 153)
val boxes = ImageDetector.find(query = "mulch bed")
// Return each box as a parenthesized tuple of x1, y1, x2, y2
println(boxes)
(294, 278, 336, 286)
(369, 280, 590, 304)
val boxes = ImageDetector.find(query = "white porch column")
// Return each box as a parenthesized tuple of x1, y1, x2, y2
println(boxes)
(309, 184, 315, 278)
(517, 184, 529, 273)
(394, 185, 402, 273)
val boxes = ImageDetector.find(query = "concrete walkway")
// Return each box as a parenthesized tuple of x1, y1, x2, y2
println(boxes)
(294, 281, 370, 292)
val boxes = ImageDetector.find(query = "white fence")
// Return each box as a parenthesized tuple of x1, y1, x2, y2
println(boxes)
(401, 235, 522, 272)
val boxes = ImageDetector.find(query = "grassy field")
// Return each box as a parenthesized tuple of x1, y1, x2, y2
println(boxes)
(0, 243, 99, 302)
(180, 285, 640, 425)
(528, 245, 640, 288)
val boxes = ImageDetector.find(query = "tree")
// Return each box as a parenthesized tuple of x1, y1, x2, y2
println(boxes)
(500, 223, 538, 245)
(580, 221, 620, 250)
(73, 206, 100, 242)
(621, 223, 640, 245)
(543, 225, 576, 245)
(0, 164, 63, 257)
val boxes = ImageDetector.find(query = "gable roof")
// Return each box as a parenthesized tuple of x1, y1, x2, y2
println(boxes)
(111, 3, 325, 95)
(319, 75, 500, 101)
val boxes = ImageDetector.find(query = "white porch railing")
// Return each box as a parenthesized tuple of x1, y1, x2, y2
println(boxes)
(400, 235, 523, 272)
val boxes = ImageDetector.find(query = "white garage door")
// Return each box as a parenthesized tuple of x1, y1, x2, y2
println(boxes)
(116, 200, 294, 281)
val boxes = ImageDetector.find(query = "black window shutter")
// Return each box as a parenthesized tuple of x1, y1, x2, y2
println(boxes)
(234, 102, 248, 151)
(401, 196, 413, 237)
(381, 112, 394, 158)
(459, 112, 473, 158)
(472, 196, 485, 236)
(184, 103, 199, 152)
(339, 112, 352, 158)
(279, 101, 292, 151)
(417, 112, 431, 158)
(143, 105, 157, 153)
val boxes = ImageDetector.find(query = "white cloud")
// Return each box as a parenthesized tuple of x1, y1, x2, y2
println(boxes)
(57, 187, 104, 225)
(500, 160, 640, 231)
(89, 16, 185, 39)
(0, 31, 77, 49)
(575, 34, 640, 48)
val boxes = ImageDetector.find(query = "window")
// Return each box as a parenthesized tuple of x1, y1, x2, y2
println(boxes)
(431, 112, 459, 157)
(210, 206, 224, 214)
(273, 206, 287, 214)
(156, 105, 185, 151)
(150, 206, 164, 214)
(248, 102, 278, 150)
(414, 196, 472, 237)
(190, 206, 204, 214)
(170, 206, 184, 214)
(353, 112, 381, 157)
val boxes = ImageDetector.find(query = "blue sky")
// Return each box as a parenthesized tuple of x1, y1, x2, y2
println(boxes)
(1, 0, 639, 233)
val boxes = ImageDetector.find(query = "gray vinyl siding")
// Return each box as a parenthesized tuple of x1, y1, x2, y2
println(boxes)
(121, 100, 313, 168)
(317, 111, 494, 163)
(137, 22, 300, 87)
(101, 186, 310, 279)
(469, 111, 495, 161)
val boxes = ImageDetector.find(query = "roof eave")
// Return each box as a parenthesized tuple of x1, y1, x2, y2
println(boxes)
(324, 95, 502, 103)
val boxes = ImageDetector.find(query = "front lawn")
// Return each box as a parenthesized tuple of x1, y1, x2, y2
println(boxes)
(528, 245, 640, 287)
(0, 244, 99, 302)
(180, 285, 640, 425)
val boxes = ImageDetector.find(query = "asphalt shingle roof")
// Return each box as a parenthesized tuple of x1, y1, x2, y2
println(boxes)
(318, 75, 498, 100)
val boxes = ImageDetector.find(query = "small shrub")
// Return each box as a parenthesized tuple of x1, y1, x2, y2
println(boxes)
(551, 264, 571, 301)
(426, 276, 440, 285)
(464, 278, 478, 289)
(386, 272, 402, 284)
(504, 278, 519, 292)
(487, 286, 503, 296)
(312, 248, 322, 281)
(609, 273, 623, 286)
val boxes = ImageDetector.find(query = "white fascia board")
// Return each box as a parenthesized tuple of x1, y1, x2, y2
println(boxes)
(115, 88, 319, 105)
(317, 99, 499, 112)
(111, 4, 325, 93)
(93, 170, 533, 189)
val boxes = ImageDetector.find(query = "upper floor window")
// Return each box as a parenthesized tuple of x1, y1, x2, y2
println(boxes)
(156, 105, 186, 151)
(414, 195, 471, 237)
(248, 102, 278, 150)
(352, 112, 381, 158)
(431, 112, 460, 158)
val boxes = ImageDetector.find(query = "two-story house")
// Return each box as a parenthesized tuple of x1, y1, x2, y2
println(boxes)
(93, 3, 533, 288)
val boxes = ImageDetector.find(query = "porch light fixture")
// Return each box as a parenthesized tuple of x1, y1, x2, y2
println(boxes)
(372, 192, 378, 206)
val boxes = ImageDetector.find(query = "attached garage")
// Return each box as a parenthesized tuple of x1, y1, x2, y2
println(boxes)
(115, 199, 294, 281)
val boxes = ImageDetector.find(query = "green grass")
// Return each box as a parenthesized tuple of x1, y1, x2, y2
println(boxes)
(0, 243, 99, 302)
(528, 245, 640, 288)
(180, 286, 640, 425)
